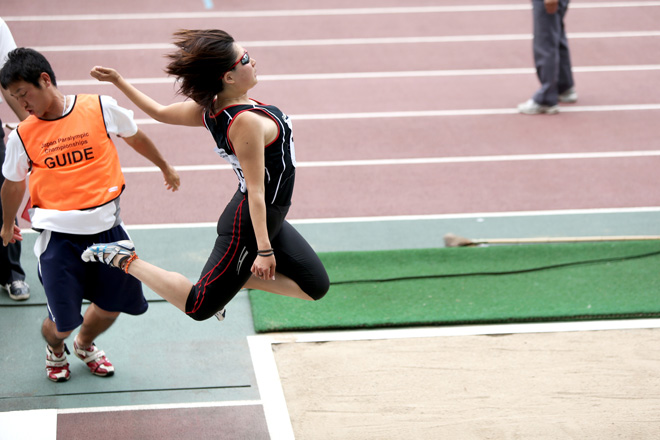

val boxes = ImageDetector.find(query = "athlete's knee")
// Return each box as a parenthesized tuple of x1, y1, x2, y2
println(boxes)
(305, 274, 330, 301)
(186, 310, 211, 321)
(184, 285, 228, 321)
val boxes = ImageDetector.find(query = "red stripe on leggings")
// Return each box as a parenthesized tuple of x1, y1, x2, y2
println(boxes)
(188, 197, 245, 314)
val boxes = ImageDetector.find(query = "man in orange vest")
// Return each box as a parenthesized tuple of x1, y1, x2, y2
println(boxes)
(0, 48, 180, 382)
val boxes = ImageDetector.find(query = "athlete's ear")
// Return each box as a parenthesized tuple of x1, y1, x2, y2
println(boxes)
(39, 72, 54, 88)
(222, 71, 235, 85)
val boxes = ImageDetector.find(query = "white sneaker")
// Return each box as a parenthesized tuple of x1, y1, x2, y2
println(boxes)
(517, 99, 559, 115)
(214, 308, 226, 321)
(559, 87, 578, 103)
(81, 240, 137, 271)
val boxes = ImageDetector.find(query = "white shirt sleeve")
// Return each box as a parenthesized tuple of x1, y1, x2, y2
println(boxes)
(100, 95, 139, 138)
(0, 17, 18, 105)
(2, 129, 30, 182)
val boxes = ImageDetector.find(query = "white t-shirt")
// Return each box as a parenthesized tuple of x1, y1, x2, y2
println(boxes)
(0, 17, 18, 105)
(2, 95, 138, 234)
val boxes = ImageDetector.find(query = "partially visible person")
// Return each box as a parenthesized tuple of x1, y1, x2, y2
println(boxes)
(0, 48, 180, 382)
(518, 0, 577, 115)
(0, 17, 30, 300)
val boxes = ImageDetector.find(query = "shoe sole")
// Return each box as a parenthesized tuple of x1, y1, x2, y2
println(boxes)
(519, 107, 559, 115)
(48, 375, 71, 382)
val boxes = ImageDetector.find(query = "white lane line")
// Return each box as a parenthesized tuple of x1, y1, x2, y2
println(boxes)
(285, 207, 660, 225)
(247, 336, 295, 440)
(5, 1, 660, 21)
(114, 104, 660, 128)
(286, 104, 660, 121)
(58, 64, 660, 86)
(120, 150, 660, 174)
(262, 319, 660, 345)
(31, 31, 660, 52)
(107, 207, 660, 231)
(57, 400, 263, 414)
(18, 207, 660, 233)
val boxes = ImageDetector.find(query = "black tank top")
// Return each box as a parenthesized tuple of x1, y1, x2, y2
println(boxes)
(203, 100, 296, 206)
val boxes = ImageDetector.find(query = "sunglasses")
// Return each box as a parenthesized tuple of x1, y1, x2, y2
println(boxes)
(225, 50, 250, 73)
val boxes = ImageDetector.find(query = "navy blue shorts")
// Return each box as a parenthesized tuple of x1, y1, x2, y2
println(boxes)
(36, 224, 147, 332)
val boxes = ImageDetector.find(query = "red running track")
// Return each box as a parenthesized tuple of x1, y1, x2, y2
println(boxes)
(1, 1, 659, 227)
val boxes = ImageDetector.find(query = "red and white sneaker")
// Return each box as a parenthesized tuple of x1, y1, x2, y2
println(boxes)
(46, 345, 71, 382)
(73, 339, 115, 377)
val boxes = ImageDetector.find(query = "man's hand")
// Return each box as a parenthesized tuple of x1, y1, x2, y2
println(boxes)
(545, 0, 559, 14)
(1, 223, 22, 247)
(162, 163, 180, 192)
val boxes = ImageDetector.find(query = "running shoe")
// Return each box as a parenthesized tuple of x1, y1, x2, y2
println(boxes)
(81, 240, 137, 271)
(46, 345, 71, 382)
(4, 280, 30, 301)
(73, 339, 115, 377)
(517, 99, 559, 115)
(214, 308, 226, 321)
(559, 87, 578, 103)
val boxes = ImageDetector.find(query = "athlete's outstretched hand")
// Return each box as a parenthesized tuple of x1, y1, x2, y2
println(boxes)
(90, 66, 122, 84)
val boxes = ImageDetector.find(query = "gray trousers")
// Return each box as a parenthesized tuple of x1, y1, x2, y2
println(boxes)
(531, 0, 574, 106)
(0, 121, 26, 286)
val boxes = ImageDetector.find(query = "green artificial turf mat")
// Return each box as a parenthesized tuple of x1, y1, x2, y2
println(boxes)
(248, 241, 660, 332)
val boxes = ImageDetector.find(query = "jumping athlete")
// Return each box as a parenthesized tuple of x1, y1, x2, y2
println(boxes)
(82, 29, 329, 321)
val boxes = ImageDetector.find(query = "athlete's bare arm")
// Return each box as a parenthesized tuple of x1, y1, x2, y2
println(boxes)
(90, 66, 204, 127)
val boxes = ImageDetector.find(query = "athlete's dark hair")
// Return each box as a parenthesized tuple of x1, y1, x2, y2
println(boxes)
(0, 47, 57, 89)
(165, 29, 239, 111)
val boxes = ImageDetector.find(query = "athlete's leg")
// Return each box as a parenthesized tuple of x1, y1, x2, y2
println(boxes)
(123, 259, 191, 312)
(244, 272, 314, 300)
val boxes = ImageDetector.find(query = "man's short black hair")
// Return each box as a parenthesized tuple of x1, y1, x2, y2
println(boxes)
(0, 47, 57, 89)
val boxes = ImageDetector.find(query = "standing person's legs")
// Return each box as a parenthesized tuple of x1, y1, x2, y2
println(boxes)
(557, 0, 575, 95)
(0, 123, 29, 300)
(531, 0, 562, 106)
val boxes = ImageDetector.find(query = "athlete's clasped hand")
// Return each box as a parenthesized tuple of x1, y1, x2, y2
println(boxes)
(252, 252, 276, 281)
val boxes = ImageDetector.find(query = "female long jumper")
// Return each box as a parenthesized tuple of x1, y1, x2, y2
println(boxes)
(82, 30, 329, 320)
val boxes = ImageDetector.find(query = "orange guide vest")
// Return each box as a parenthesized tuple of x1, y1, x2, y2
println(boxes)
(17, 94, 125, 211)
